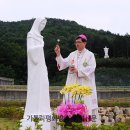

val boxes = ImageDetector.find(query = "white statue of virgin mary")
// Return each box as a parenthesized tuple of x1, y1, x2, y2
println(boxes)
(20, 18, 52, 130)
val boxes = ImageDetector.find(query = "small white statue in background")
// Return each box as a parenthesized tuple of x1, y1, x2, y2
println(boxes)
(104, 46, 109, 58)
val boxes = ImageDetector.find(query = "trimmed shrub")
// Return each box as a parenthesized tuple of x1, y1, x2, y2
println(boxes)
(0, 107, 24, 120)
(96, 58, 130, 68)
(0, 100, 25, 107)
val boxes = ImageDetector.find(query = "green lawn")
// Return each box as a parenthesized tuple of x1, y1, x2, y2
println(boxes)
(0, 117, 130, 130)
(0, 118, 18, 130)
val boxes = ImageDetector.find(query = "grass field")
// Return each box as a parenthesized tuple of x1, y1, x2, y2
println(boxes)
(0, 118, 18, 130)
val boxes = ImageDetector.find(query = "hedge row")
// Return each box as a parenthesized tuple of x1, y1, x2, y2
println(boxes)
(0, 99, 62, 108)
(96, 58, 130, 68)
(0, 107, 23, 120)
(0, 99, 130, 108)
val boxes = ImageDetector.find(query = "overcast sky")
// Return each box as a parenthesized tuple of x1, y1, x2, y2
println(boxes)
(0, 0, 130, 35)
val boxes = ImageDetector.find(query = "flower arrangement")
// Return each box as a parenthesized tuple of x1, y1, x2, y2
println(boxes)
(60, 83, 92, 103)
(55, 83, 92, 127)
(56, 102, 88, 119)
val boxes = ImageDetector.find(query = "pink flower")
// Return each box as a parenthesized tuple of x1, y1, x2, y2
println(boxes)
(56, 102, 89, 119)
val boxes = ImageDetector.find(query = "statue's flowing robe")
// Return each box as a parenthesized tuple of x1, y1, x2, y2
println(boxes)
(24, 32, 51, 117)
(21, 18, 52, 130)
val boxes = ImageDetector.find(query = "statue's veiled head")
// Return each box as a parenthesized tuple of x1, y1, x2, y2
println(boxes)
(30, 18, 47, 35)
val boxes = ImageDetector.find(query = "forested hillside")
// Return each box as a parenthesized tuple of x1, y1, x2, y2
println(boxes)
(0, 18, 130, 85)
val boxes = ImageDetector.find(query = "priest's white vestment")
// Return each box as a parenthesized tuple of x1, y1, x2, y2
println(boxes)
(56, 48, 100, 125)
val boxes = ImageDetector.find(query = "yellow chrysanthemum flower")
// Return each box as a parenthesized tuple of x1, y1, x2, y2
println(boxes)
(60, 84, 92, 99)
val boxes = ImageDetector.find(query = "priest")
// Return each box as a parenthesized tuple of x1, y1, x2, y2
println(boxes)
(54, 34, 101, 126)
